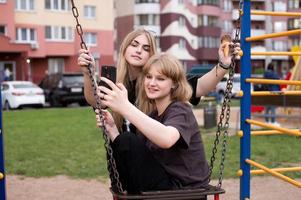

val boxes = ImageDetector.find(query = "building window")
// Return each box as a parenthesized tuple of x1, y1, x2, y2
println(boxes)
(179, 39, 186, 49)
(48, 58, 64, 74)
(273, 1, 287, 11)
(135, 0, 159, 3)
(0, 25, 6, 35)
(45, 25, 73, 41)
(179, 16, 185, 27)
(272, 41, 287, 51)
(84, 5, 96, 19)
(198, 37, 219, 48)
(274, 21, 286, 32)
(16, 27, 36, 43)
(137, 14, 159, 26)
(84, 33, 97, 46)
(288, 18, 301, 30)
(138, 14, 149, 25)
(223, 0, 232, 11)
(288, 0, 301, 9)
(289, 37, 301, 47)
(45, 0, 70, 11)
(197, 0, 219, 6)
(15, 0, 35, 11)
(198, 15, 219, 27)
(223, 20, 232, 33)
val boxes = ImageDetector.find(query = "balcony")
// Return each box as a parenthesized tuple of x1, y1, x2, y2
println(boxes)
(134, 2, 160, 14)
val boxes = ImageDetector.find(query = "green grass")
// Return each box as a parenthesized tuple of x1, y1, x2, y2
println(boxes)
(3, 107, 108, 179)
(3, 108, 301, 180)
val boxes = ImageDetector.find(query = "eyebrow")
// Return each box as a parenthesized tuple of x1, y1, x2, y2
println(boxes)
(132, 39, 150, 48)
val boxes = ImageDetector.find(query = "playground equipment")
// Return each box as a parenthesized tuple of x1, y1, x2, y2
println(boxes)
(239, 1, 301, 200)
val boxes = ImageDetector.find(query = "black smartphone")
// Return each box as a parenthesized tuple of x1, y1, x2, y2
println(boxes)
(99, 65, 116, 89)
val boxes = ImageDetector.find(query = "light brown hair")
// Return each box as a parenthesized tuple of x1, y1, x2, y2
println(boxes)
(114, 29, 157, 130)
(138, 53, 192, 114)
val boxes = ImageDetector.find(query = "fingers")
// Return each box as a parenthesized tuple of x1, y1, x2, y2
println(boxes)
(95, 109, 103, 127)
(78, 49, 95, 68)
(100, 77, 119, 91)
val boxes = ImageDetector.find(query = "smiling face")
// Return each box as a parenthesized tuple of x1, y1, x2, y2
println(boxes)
(124, 34, 151, 69)
(144, 63, 175, 103)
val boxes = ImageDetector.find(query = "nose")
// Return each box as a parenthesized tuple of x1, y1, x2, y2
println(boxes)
(149, 78, 156, 85)
(136, 45, 142, 53)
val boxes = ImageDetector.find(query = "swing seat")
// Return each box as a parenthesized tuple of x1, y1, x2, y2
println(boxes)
(111, 184, 225, 200)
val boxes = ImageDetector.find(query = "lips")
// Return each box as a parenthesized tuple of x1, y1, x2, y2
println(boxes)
(131, 55, 142, 60)
(147, 88, 158, 93)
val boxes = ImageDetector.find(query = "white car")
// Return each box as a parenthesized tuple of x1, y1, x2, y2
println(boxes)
(1, 81, 45, 110)
(216, 74, 241, 98)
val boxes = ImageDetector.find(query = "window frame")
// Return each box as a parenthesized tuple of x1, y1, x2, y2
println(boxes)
(84, 5, 96, 19)
(15, 0, 35, 11)
(45, 0, 70, 11)
(15, 27, 37, 43)
(45, 25, 73, 41)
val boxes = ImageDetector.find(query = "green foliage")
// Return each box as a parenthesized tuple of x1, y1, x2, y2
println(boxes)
(3, 108, 301, 181)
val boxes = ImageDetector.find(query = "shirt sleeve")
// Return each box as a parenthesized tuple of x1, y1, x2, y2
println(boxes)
(163, 103, 195, 149)
(187, 75, 201, 106)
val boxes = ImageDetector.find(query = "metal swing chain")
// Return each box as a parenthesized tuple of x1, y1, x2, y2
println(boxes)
(209, 0, 243, 188)
(70, 0, 124, 193)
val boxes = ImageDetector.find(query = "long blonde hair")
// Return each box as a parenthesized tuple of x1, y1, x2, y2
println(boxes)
(138, 53, 192, 114)
(114, 29, 157, 130)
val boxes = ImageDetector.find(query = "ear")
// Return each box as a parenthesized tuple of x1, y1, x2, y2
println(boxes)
(172, 82, 178, 89)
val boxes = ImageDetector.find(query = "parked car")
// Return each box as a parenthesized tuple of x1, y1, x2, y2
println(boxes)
(216, 73, 254, 98)
(39, 73, 87, 107)
(216, 73, 241, 98)
(1, 81, 45, 110)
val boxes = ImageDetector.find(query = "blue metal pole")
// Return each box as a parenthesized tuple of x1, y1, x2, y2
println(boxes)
(240, 1, 251, 200)
(0, 84, 6, 200)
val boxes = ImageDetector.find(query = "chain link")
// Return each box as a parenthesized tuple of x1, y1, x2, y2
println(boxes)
(70, 0, 124, 193)
(209, 0, 243, 188)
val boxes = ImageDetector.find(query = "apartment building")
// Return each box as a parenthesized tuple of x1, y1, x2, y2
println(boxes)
(0, 0, 114, 84)
(115, 0, 299, 75)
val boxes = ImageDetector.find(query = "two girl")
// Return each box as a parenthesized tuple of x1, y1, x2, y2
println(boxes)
(97, 53, 210, 193)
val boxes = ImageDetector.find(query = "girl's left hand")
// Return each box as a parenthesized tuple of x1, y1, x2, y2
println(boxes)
(95, 109, 120, 142)
(97, 77, 129, 114)
(219, 42, 241, 67)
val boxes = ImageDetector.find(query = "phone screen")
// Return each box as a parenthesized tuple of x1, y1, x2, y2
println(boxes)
(99, 65, 116, 89)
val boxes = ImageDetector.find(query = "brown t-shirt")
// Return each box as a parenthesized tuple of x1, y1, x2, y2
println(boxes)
(141, 101, 210, 189)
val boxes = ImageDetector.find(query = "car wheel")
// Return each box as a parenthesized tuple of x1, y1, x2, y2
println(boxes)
(49, 95, 61, 107)
(79, 101, 87, 106)
(4, 101, 11, 111)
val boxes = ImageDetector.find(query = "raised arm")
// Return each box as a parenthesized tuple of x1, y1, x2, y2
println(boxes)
(78, 49, 97, 107)
(99, 77, 180, 149)
(196, 41, 241, 97)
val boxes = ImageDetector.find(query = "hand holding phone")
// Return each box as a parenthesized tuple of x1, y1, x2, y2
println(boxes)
(99, 65, 116, 90)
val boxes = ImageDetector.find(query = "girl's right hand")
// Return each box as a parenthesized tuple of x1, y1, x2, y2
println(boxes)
(77, 49, 96, 75)
(95, 109, 120, 142)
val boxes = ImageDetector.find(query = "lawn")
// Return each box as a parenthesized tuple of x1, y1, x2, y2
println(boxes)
(3, 107, 301, 180)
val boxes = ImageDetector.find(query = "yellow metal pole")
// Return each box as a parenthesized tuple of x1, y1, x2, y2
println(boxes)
(251, 129, 301, 136)
(246, 29, 301, 41)
(246, 78, 301, 86)
(251, 91, 301, 96)
(246, 119, 301, 137)
(246, 159, 301, 188)
(0, 172, 3, 180)
(251, 167, 301, 175)
(251, 52, 301, 56)
(251, 10, 301, 17)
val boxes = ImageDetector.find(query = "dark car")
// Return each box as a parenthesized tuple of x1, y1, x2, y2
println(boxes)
(39, 73, 87, 107)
